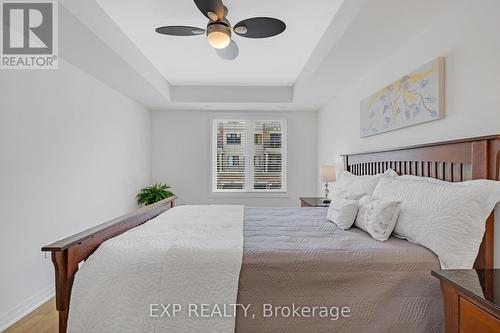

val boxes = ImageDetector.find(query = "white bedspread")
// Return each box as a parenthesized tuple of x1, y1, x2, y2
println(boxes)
(68, 205, 244, 333)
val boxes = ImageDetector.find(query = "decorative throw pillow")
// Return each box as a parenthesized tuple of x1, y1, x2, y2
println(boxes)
(327, 196, 360, 230)
(335, 169, 397, 196)
(373, 175, 500, 268)
(355, 195, 402, 241)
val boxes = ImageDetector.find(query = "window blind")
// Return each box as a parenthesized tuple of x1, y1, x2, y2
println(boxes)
(212, 119, 286, 193)
(214, 120, 246, 190)
(252, 120, 283, 190)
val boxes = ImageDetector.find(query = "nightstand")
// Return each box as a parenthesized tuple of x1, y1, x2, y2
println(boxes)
(432, 269, 500, 333)
(299, 197, 330, 207)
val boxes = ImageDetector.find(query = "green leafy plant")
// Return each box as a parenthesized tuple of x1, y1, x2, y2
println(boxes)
(136, 183, 174, 206)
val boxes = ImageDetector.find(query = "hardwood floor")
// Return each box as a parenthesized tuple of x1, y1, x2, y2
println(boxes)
(3, 299, 57, 333)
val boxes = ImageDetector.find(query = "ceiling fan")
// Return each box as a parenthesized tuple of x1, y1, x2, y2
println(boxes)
(155, 0, 286, 60)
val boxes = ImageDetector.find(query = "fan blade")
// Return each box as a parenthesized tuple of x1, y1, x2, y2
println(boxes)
(193, 0, 225, 21)
(216, 39, 239, 60)
(233, 17, 286, 38)
(155, 26, 205, 36)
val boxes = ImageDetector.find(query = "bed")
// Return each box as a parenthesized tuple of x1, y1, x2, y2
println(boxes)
(237, 207, 441, 332)
(42, 135, 500, 333)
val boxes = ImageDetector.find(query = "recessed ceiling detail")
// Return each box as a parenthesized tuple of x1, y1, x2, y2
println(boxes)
(68, 0, 457, 111)
(95, 0, 344, 86)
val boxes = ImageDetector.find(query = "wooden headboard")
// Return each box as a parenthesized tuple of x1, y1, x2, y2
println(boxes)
(342, 135, 500, 269)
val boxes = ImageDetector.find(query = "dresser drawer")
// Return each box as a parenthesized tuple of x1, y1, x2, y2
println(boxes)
(459, 297, 500, 333)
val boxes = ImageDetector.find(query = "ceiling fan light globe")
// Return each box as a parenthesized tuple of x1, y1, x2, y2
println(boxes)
(207, 24, 231, 49)
(208, 32, 230, 49)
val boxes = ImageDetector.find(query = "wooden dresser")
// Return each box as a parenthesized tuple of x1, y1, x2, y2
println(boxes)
(432, 269, 500, 333)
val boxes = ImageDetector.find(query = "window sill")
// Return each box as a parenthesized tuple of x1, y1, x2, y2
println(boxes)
(209, 192, 290, 199)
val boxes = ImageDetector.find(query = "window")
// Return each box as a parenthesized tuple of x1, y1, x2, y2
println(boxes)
(226, 133, 241, 145)
(268, 133, 281, 148)
(267, 154, 282, 172)
(254, 155, 265, 168)
(212, 119, 286, 192)
(229, 155, 240, 166)
(214, 121, 246, 190)
(254, 133, 263, 145)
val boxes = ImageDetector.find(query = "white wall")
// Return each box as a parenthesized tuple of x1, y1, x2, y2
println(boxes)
(152, 111, 317, 207)
(316, 0, 500, 266)
(0, 58, 152, 330)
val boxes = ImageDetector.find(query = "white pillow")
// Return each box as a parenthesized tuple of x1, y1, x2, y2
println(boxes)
(373, 175, 500, 269)
(355, 195, 401, 241)
(327, 196, 360, 230)
(331, 187, 366, 200)
(335, 169, 397, 195)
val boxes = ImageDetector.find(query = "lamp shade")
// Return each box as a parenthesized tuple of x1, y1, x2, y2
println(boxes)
(320, 165, 336, 182)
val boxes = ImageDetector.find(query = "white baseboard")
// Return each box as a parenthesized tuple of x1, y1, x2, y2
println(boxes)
(0, 285, 54, 332)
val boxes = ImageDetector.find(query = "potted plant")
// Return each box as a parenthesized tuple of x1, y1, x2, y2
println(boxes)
(136, 183, 175, 206)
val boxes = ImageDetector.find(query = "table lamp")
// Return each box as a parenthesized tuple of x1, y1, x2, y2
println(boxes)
(321, 165, 336, 203)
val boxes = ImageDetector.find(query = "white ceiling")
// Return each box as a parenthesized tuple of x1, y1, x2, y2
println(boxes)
(95, 0, 344, 86)
(60, 0, 459, 111)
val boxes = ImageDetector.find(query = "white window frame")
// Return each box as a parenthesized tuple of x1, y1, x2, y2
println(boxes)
(211, 116, 287, 194)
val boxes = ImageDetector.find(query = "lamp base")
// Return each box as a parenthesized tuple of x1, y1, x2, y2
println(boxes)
(324, 182, 330, 201)
(323, 199, 331, 204)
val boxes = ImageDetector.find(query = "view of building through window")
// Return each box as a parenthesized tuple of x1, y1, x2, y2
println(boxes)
(213, 119, 286, 192)
(252, 121, 283, 190)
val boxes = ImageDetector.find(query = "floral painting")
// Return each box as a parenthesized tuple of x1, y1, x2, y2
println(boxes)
(360, 57, 445, 138)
